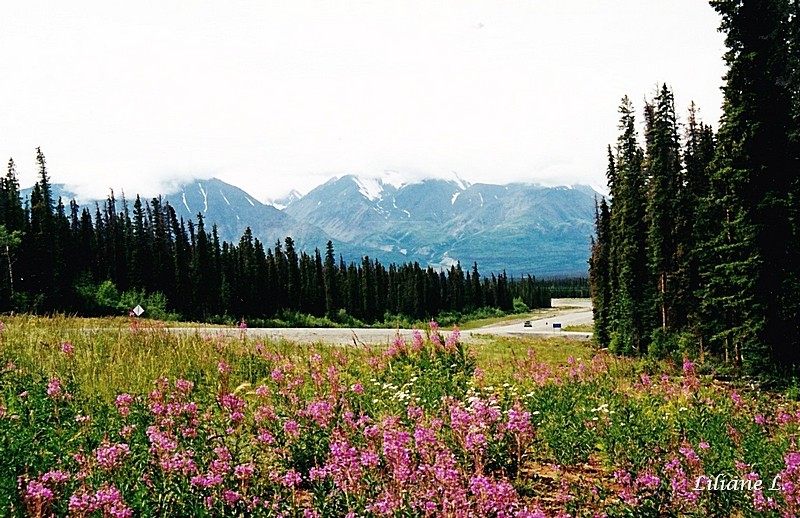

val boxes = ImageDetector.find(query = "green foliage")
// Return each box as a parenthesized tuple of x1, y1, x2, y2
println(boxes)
(591, 12, 800, 376)
(3, 316, 800, 515)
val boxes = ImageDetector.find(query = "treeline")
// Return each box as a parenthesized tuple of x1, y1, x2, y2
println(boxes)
(590, 0, 800, 375)
(544, 277, 590, 299)
(0, 150, 550, 323)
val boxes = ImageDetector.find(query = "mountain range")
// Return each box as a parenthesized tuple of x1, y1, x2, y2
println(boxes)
(25, 175, 601, 277)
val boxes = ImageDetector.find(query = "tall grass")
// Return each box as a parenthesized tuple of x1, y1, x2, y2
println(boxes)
(3, 316, 800, 516)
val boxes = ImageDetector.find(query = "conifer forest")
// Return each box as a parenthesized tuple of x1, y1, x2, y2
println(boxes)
(590, 0, 800, 376)
(0, 148, 551, 324)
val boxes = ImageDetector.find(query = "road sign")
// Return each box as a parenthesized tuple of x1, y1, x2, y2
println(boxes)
(133, 305, 144, 317)
(552, 322, 562, 329)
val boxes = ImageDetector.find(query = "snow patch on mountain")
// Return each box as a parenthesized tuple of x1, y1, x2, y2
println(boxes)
(450, 171, 470, 190)
(266, 189, 303, 210)
(353, 176, 384, 201)
(451, 192, 461, 205)
(245, 197, 255, 207)
(182, 193, 190, 213)
(198, 183, 208, 213)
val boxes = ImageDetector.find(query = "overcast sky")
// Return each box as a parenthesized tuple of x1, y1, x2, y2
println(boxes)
(2, 1, 726, 203)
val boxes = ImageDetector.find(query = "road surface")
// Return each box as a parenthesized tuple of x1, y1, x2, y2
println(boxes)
(171, 298, 593, 345)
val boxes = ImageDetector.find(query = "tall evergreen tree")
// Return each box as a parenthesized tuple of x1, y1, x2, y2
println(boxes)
(323, 241, 339, 317)
(644, 84, 682, 334)
(589, 197, 612, 348)
(708, 0, 800, 371)
(608, 96, 649, 355)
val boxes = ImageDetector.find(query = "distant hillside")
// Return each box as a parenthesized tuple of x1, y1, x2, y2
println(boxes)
(284, 175, 597, 276)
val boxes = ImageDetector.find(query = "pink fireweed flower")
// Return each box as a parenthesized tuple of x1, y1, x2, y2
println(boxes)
(731, 391, 744, 408)
(239, 319, 247, 329)
(159, 451, 197, 475)
(95, 442, 130, 470)
(679, 446, 701, 466)
(469, 475, 520, 516)
(282, 469, 303, 488)
(351, 382, 364, 394)
(41, 470, 69, 484)
(24, 479, 54, 506)
(119, 424, 137, 440)
(360, 450, 380, 467)
(324, 438, 364, 492)
(465, 432, 487, 450)
(429, 320, 443, 346)
(407, 404, 424, 421)
(444, 327, 461, 350)
(785, 451, 800, 470)
(46, 378, 65, 399)
(270, 368, 285, 383)
(115, 393, 133, 417)
(60, 341, 74, 355)
(224, 489, 241, 506)
(255, 429, 275, 445)
(411, 329, 424, 351)
(93, 485, 133, 518)
(146, 426, 178, 454)
(283, 419, 300, 438)
(191, 473, 224, 489)
(303, 399, 334, 428)
(68, 492, 95, 514)
(217, 360, 232, 375)
(505, 402, 534, 437)
(234, 463, 255, 481)
(635, 471, 661, 491)
(254, 404, 277, 423)
(254, 384, 270, 398)
(175, 378, 194, 395)
(219, 393, 246, 423)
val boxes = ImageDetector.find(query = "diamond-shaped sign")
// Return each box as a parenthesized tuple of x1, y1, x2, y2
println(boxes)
(133, 305, 144, 317)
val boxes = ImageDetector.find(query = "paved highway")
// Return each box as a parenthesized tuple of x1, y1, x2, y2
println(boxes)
(171, 298, 593, 345)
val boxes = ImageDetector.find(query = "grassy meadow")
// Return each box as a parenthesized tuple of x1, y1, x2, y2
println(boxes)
(1, 315, 799, 516)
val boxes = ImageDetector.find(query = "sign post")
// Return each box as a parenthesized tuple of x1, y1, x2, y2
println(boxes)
(133, 305, 144, 317)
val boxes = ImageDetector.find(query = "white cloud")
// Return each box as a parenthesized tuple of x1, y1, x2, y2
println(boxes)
(1, 0, 725, 202)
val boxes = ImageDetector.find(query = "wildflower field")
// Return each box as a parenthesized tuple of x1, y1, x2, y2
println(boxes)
(1, 316, 799, 517)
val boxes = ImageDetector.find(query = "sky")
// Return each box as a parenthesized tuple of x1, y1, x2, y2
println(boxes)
(1, 1, 727, 203)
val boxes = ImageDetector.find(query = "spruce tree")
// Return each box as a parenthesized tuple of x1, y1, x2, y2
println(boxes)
(644, 84, 682, 335)
(608, 96, 649, 355)
(708, 0, 799, 371)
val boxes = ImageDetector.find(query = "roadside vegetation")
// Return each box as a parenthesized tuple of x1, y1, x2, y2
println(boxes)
(3, 316, 800, 516)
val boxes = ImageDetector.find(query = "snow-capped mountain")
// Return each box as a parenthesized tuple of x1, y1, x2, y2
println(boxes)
(283, 175, 597, 276)
(265, 189, 303, 210)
